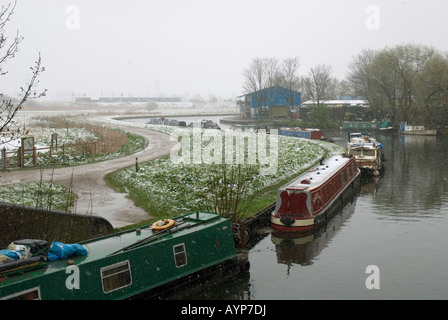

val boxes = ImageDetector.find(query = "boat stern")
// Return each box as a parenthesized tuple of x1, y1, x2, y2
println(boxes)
(271, 187, 315, 232)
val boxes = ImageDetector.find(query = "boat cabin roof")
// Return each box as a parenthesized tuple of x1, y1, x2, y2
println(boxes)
(281, 127, 322, 132)
(349, 142, 381, 149)
(81, 212, 222, 259)
(348, 132, 382, 149)
(284, 154, 354, 191)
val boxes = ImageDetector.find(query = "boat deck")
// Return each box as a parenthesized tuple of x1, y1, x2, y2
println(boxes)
(82, 212, 219, 260)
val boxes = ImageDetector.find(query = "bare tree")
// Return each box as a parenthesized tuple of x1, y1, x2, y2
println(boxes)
(280, 57, 301, 108)
(302, 64, 337, 104)
(242, 58, 265, 95)
(242, 57, 302, 118)
(347, 43, 447, 125)
(242, 58, 282, 118)
(346, 49, 377, 97)
(263, 57, 282, 88)
(0, 1, 46, 144)
(201, 163, 258, 223)
(419, 52, 448, 126)
(242, 58, 266, 118)
(347, 49, 391, 119)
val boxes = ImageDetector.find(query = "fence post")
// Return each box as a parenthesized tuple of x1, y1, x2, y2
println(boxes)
(33, 147, 37, 166)
(18, 147, 23, 167)
(1, 147, 5, 169)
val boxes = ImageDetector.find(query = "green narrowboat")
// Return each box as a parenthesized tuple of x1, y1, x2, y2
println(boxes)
(0, 212, 249, 300)
(341, 120, 393, 131)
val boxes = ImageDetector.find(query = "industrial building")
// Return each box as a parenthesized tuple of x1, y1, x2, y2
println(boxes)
(237, 86, 301, 119)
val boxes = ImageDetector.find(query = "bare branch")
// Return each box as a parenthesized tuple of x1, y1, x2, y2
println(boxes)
(0, 1, 22, 76)
(0, 1, 46, 145)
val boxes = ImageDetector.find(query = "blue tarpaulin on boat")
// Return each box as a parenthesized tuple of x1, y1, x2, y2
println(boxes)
(48, 242, 88, 261)
(0, 249, 23, 261)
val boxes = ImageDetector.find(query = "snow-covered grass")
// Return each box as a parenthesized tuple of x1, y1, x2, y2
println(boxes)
(1, 116, 147, 166)
(1, 114, 345, 223)
(1, 118, 97, 152)
(0, 181, 76, 212)
(105, 121, 345, 221)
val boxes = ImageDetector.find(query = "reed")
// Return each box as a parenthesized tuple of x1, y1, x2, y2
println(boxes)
(34, 115, 129, 154)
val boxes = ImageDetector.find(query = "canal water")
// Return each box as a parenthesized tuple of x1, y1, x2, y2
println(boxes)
(130, 116, 448, 300)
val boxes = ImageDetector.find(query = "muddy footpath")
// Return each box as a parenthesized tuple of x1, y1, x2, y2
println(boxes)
(1, 117, 178, 228)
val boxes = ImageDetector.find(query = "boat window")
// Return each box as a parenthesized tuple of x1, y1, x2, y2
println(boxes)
(363, 150, 376, 157)
(341, 172, 345, 185)
(101, 260, 132, 293)
(2, 287, 41, 300)
(349, 149, 362, 156)
(173, 243, 187, 268)
(346, 168, 351, 178)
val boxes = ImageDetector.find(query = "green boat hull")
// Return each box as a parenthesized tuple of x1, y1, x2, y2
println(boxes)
(0, 212, 247, 300)
(342, 121, 379, 130)
(342, 120, 392, 131)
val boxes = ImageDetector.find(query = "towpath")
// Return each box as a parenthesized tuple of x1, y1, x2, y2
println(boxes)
(0, 119, 179, 228)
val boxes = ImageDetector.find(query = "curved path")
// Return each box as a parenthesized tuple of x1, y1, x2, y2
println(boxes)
(0, 119, 179, 228)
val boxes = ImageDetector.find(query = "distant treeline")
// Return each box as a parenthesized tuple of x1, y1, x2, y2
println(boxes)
(347, 43, 448, 128)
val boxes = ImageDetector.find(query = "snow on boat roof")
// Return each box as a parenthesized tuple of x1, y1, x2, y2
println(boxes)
(284, 154, 352, 190)
(349, 141, 383, 149)
(80, 212, 221, 261)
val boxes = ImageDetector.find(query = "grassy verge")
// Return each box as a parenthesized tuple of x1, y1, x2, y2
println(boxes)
(106, 126, 344, 227)
(32, 117, 148, 167)
(0, 181, 77, 212)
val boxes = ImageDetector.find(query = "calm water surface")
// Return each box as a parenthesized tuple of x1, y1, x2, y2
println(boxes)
(131, 117, 448, 299)
(185, 128, 448, 300)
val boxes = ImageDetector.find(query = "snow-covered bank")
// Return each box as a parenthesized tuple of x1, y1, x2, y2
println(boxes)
(103, 116, 345, 218)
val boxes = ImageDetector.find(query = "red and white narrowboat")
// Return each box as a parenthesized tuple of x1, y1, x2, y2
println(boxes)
(271, 154, 361, 233)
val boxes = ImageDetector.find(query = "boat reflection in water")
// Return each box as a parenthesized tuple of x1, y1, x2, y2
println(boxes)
(360, 176, 382, 197)
(271, 198, 357, 269)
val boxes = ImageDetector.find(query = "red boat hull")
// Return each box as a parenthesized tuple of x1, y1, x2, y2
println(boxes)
(271, 154, 360, 233)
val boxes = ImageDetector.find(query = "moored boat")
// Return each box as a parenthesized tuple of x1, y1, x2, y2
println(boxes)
(279, 127, 324, 140)
(231, 124, 269, 133)
(271, 154, 361, 233)
(342, 120, 393, 132)
(342, 120, 379, 131)
(0, 212, 249, 300)
(398, 122, 437, 136)
(347, 132, 385, 176)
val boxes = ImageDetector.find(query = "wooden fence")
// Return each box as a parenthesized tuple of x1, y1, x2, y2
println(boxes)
(1, 141, 99, 169)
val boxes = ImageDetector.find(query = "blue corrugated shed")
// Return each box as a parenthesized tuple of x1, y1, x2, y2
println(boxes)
(248, 86, 301, 108)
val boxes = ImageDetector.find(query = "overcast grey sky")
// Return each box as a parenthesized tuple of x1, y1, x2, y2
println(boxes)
(3, 0, 448, 100)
